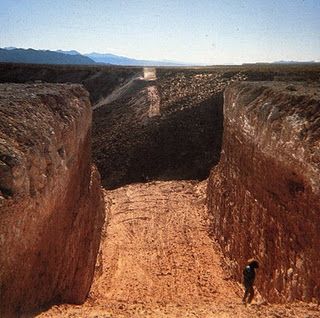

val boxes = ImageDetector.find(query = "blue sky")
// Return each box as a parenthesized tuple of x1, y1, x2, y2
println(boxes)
(1, 0, 319, 64)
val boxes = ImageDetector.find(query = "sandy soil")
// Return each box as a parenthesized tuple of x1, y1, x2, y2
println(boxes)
(37, 181, 319, 317)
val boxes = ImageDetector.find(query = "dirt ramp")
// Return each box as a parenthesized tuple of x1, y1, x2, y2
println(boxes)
(0, 84, 105, 317)
(92, 181, 238, 306)
(208, 81, 320, 302)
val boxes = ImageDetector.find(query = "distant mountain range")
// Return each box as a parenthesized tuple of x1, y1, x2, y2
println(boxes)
(0, 48, 95, 65)
(3, 47, 316, 66)
(84, 52, 186, 66)
(55, 49, 83, 56)
(0, 47, 187, 66)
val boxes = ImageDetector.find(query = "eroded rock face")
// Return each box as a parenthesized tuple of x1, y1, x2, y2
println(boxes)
(0, 84, 105, 317)
(207, 82, 320, 302)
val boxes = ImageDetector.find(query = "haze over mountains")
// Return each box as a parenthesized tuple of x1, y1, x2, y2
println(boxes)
(84, 52, 187, 66)
(0, 47, 187, 66)
(1, 47, 318, 66)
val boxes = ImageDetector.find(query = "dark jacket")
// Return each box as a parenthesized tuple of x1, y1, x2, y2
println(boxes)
(243, 265, 255, 288)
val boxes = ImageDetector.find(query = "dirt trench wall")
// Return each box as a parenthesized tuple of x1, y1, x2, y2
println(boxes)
(0, 84, 105, 317)
(207, 82, 320, 302)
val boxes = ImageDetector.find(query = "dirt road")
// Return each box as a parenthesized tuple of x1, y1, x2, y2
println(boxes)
(38, 181, 319, 317)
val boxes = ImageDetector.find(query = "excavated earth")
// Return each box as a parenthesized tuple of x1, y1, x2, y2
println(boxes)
(208, 81, 320, 303)
(0, 65, 320, 317)
(91, 66, 320, 189)
(38, 180, 319, 318)
(0, 63, 137, 105)
(92, 69, 230, 188)
(0, 84, 105, 317)
(1, 63, 320, 189)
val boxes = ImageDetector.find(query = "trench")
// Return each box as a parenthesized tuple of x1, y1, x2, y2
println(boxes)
(91, 70, 225, 189)
(3, 64, 318, 317)
(37, 73, 318, 317)
(0, 63, 226, 189)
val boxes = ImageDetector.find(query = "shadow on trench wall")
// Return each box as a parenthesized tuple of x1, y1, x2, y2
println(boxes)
(92, 92, 224, 189)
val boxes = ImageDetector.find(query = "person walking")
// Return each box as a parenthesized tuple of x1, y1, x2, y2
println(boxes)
(242, 259, 259, 305)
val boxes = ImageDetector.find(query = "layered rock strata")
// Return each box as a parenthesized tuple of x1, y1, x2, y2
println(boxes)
(0, 84, 105, 317)
(207, 82, 320, 302)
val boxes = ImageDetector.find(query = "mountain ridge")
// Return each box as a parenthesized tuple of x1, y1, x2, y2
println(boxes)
(0, 47, 188, 66)
(0, 48, 95, 65)
(85, 52, 188, 66)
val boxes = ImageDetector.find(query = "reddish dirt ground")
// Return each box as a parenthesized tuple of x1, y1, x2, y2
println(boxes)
(37, 180, 319, 317)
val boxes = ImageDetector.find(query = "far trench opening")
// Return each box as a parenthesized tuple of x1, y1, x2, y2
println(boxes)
(91, 84, 225, 190)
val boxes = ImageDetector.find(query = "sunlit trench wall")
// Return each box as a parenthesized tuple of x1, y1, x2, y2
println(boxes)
(207, 82, 320, 302)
